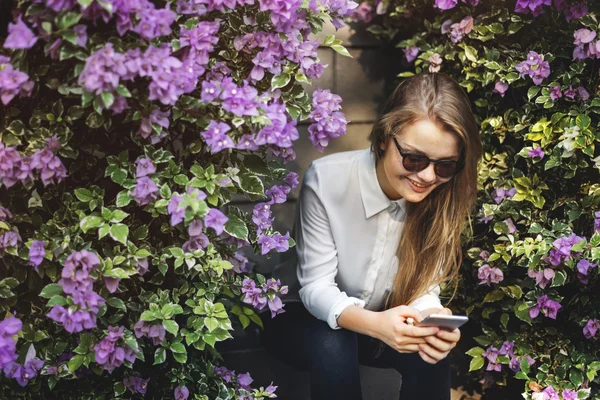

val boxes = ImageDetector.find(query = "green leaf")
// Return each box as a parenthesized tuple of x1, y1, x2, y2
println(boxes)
(109, 224, 129, 245)
(73, 335, 93, 354)
(571, 369, 584, 387)
(224, 215, 249, 240)
(47, 295, 68, 307)
(140, 310, 158, 322)
(116, 191, 132, 207)
(170, 342, 186, 354)
(239, 174, 264, 196)
(101, 92, 114, 108)
(68, 355, 86, 372)
(331, 44, 352, 57)
(80, 216, 104, 233)
(465, 347, 485, 357)
(205, 317, 219, 332)
(75, 188, 94, 202)
(56, 12, 81, 29)
(527, 86, 541, 100)
(521, 358, 530, 374)
(163, 320, 179, 335)
(483, 290, 505, 303)
(469, 356, 485, 371)
(106, 297, 126, 310)
(271, 73, 291, 90)
(40, 284, 63, 298)
(153, 347, 166, 365)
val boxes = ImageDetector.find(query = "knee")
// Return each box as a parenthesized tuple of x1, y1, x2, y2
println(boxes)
(310, 321, 357, 361)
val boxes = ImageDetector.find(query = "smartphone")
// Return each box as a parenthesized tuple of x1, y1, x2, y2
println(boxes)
(416, 314, 468, 330)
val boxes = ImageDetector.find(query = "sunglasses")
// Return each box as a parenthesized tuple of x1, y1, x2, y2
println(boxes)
(392, 137, 462, 179)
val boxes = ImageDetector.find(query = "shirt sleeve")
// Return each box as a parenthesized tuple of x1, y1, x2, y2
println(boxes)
(296, 164, 365, 330)
(407, 284, 442, 311)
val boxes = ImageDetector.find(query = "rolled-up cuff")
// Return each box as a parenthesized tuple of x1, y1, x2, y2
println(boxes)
(327, 296, 366, 330)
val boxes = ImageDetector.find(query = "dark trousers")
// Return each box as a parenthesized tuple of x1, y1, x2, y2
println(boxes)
(261, 303, 451, 400)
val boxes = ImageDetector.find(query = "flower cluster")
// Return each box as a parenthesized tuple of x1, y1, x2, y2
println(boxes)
(483, 342, 534, 373)
(549, 83, 589, 103)
(553, 0, 588, 21)
(0, 56, 34, 105)
(0, 139, 67, 189)
(532, 386, 578, 400)
(516, 51, 550, 85)
(543, 233, 585, 267)
(137, 109, 170, 144)
(428, 53, 442, 73)
(134, 321, 166, 346)
(167, 188, 207, 226)
(441, 16, 473, 43)
(0, 230, 22, 258)
(477, 264, 503, 286)
(434, 0, 479, 10)
(94, 326, 136, 373)
(528, 268, 555, 289)
(123, 376, 150, 394)
(308, 88, 348, 152)
(3, 16, 37, 49)
(491, 187, 516, 204)
(0, 316, 21, 371)
(214, 365, 277, 398)
(132, 157, 159, 206)
(242, 278, 288, 317)
(529, 295, 562, 320)
(583, 319, 599, 339)
(47, 250, 105, 333)
(3, 357, 44, 387)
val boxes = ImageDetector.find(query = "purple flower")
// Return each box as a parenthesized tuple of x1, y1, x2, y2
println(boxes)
(168, 195, 185, 226)
(529, 295, 562, 319)
(0, 316, 22, 370)
(0, 63, 34, 106)
(204, 209, 228, 235)
(308, 88, 347, 152)
(573, 28, 596, 46)
(527, 146, 545, 159)
(230, 252, 252, 274)
(0, 206, 12, 221)
(584, 319, 599, 339)
(237, 372, 254, 389)
(5, 358, 44, 387)
(78, 43, 128, 95)
(132, 177, 159, 206)
(493, 81, 508, 97)
(236, 134, 259, 151)
(546, 233, 585, 266)
(449, 16, 474, 43)
(434, 0, 458, 9)
(136, 157, 156, 178)
(94, 326, 136, 373)
(267, 296, 285, 318)
(403, 45, 420, 63)
(201, 121, 235, 153)
(516, 51, 550, 85)
(595, 211, 600, 234)
(576, 86, 590, 102)
(514, 0, 551, 17)
(477, 264, 503, 286)
(549, 85, 562, 101)
(3, 16, 38, 49)
(29, 240, 46, 271)
(180, 21, 220, 52)
(492, 187, 516, 204)
(30, 147, 68, 186)
(527, 268, 554, 289)
(73, 24, 88, 47)
(124, 376, 150, 394)
(265, 384, 278, 397)
(266, 185, 290, 204)
(136, 258, 149, 276)
(174, 385, 190, 400)
(563, 85, 577, 99)
(562, 389, 578, 400)
(577, 259, 597, 284)
(137, 109, 170, 143)
(272, 232, 291, 253)
(104, 277, 120, 293)
(252, 203, 273, 232)
(504, 218, 517, 234)
(134, 321, 165, 345)
(134, 6, 176, 40)
(283, 172, 299, 188)
(258, 234, 277, 255)
(428, 53, 443, 73)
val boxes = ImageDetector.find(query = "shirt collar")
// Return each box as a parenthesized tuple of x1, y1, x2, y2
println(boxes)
(358, 149, 407, 219)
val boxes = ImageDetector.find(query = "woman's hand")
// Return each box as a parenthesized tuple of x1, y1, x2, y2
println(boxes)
(419, 307, 461, 364)
(373, 306, 440, 354)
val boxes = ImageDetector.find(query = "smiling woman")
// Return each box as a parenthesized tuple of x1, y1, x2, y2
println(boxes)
(265, 73, 483, 400)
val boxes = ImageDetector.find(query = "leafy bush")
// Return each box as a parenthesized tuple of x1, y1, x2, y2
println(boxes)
(355, 0, 600, 398)
(0, 0, 354, 398)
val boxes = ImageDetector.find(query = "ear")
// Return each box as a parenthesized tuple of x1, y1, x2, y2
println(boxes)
(378, 139, 386, 156)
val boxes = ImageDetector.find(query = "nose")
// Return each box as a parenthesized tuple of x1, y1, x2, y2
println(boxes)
(415, 163, 437, 184)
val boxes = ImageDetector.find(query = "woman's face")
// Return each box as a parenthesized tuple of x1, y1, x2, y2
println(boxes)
(376, 119, 461, 203)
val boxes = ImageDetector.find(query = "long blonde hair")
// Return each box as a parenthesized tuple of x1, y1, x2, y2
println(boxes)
(369, 73, 482, 308)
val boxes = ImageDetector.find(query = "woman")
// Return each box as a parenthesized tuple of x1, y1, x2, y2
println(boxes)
(264, 73, 482, 400)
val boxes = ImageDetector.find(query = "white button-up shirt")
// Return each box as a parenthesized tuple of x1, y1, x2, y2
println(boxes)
(282, 148, 442, 329)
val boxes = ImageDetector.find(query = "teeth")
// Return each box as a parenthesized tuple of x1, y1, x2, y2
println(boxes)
(409, 179, 429, 188)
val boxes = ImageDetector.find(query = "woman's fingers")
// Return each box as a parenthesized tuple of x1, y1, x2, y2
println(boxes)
(424, 335, 456, 352)
(419, 343, 448, 363)
(418, 349, 439, 364)
(406, 325, 439, 337)
(396, 344, 421, 353)
(395, 306, 424, 322)
(436, 328, 461, 343)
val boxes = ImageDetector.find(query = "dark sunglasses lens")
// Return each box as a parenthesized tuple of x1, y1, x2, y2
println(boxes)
(435, 161, 458, 178)
(402, 155, 429, 172)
